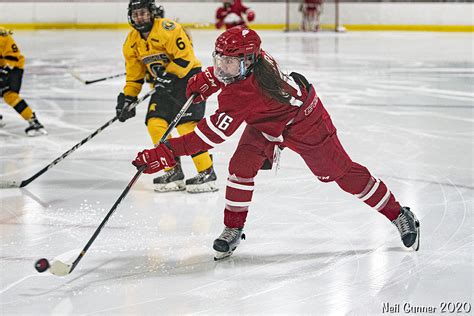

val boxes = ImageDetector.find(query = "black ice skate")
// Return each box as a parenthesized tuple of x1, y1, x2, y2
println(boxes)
(213, 226, 245, 261)
(153, 163, 185, 192)
(392, 206, 420, 251)
(185, 166, 218, 193)
(25, 113, 47, 137)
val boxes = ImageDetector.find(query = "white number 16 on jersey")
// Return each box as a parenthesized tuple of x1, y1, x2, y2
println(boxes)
(217, 113, 233, 131)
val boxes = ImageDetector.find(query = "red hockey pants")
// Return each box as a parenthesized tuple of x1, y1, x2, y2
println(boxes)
(223, 97, 402, 228)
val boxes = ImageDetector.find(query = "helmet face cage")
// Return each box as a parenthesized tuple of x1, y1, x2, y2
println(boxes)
(213, 51, 257, 84)
(213, 52, 242, 84)
(128, 0, 160, 32)
(213, 26, 261, 84)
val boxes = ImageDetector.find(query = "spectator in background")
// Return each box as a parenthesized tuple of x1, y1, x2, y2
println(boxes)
(215, 0, 255, 30)
(300, 0, 323, 32)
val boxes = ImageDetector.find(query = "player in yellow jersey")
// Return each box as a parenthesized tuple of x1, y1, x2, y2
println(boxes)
(0, 27, 46, 136)
(116, 0, 218, 193)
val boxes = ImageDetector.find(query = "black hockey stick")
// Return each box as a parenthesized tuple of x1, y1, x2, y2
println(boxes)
(36, 94, 197, 276)
(0, 88, 157, 189)
(71, 71, 126, 85)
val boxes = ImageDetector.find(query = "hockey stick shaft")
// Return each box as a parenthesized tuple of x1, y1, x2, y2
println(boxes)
(67, 94, 197, 274)
(84, 73, 126, 85)
(0, 88, 156, 189)
(68, 163, 146, 273)
(164, 93, 197, 140)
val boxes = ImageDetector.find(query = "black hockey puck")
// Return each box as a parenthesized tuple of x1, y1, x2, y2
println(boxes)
(34, 258, 50, 273)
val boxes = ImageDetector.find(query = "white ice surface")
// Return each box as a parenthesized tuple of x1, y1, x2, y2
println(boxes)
(0, 30, 472, 315)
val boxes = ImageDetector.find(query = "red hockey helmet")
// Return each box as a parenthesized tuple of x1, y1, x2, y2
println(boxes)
(215, 25, 261, 58)
(213, 26, 262, 84)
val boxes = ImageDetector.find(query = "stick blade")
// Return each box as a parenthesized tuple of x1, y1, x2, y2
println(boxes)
(69, 70, 86, 84)
(0, 180, 21, 189)
(49, 260, 72, 276)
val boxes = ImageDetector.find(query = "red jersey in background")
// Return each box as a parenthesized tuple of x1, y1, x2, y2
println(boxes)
(215, 0, 255, 30)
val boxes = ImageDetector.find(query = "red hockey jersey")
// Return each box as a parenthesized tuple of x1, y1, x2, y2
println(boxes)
(168, 71, 308, 157)
(215, 0, 253, 29)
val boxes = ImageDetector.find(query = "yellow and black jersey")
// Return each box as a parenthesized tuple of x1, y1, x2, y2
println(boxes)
(0, 27, 25, 69)
(122, 18, 201, 97)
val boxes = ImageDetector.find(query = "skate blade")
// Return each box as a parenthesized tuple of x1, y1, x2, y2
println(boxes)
(154, 180, 185, 192)
(26, 128, 48, 137)
(214, 250, 234, 261)
(186, 181, 218, 193)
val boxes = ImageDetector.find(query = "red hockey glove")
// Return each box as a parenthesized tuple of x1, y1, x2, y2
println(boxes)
(246, 10, 255, 22)
(132, 143, 176, 174)
(186, 67, 220, 104)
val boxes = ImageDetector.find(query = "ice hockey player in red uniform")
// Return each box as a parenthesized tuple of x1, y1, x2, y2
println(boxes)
(215, 0, 255, 30)
(132, 26, 420, 260)
(299, 0, 323, 31)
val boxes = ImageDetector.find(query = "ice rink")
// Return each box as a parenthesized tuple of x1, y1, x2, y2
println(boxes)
(0, 30, 472, 315)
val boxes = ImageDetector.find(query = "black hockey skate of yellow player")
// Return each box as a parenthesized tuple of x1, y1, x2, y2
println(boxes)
(0, 27, 47, 136)
(116, 0, 218, 193)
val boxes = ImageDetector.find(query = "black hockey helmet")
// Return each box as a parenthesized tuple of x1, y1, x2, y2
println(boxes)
(128, 0, 164, 33)
(156, 5, 164, 19)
